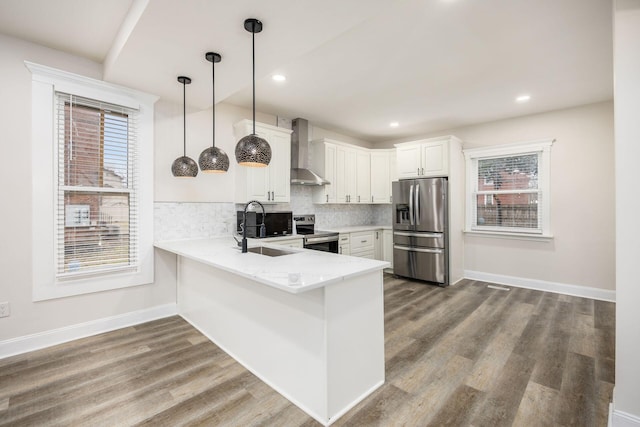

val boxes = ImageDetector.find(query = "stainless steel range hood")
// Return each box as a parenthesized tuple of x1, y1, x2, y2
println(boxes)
(291, 118, 330, 185)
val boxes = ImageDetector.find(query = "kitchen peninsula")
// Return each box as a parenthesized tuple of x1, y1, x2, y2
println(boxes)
(155, 237, 388, 426)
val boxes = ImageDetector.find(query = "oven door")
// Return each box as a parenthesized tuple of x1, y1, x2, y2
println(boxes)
(304, 236, 339, 253)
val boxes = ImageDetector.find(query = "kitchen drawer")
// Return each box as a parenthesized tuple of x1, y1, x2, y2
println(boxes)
(350, 231, 375, 251)
(350, 248, 375, 259)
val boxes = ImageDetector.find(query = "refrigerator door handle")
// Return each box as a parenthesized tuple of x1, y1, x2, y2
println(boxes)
(394, 231, 442, 238)
(394, 245, 443, 254)
(409, 184, 414, 225)
(415, 184, 420, 225)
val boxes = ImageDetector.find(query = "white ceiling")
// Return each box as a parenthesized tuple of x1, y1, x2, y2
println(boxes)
(0, 0, 613, 143)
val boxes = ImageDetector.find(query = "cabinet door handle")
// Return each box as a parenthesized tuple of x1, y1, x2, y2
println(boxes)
(271, 191, 274, 200)
(417, 168, 420, 175)
(358, 195, 360, 203)
(371, 195, 374, 203)
(326, 194, 329, 203)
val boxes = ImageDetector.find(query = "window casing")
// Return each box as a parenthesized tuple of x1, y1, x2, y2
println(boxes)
(464, 139, 553, 238)
(28, 62, 157, 301)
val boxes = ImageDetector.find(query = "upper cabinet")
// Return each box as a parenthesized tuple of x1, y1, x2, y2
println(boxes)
(370, 149, 395, 204)
(234, 120, 292, 203)
(312, 139, 394, 204)
(355, 149, 371, 203)
(335, 144, 357, 203)
(395, 136, 460, 178)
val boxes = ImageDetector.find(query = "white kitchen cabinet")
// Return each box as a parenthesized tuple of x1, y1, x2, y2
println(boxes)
(370, 150, 394, 204)
(382, 229, 393, 269)
(355, 149, 371, 203)
(312, 139, 390, 204)
(350, 231, 375, 259)
(311, 142, 337, 204)
(338, 233, 350, 255)
(374, 230, 383, 261)
(234, 120, 292, 203)
(336, 144, 357, 203)
(395, 136, 460, 179)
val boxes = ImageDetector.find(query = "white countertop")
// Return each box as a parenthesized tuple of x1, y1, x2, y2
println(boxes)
(324, 225, 392, 233)
(154, 237, 388, 294)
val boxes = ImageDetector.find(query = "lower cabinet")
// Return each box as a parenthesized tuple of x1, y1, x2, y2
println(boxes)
(338, 234, 350, 255)
(339, 229, 393, 271)
(382, 229, 393, 269)
(350, 231, 375, 259)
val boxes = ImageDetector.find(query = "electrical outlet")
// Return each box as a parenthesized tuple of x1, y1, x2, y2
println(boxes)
(0, 302, 9, 318)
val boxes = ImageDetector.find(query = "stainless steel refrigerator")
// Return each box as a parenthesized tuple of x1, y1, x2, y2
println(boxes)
(392, 177, 449, 286)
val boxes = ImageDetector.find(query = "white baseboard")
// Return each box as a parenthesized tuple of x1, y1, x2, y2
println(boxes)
(0, 303, 178, 360)
(464, 270, 615, 302)
(612, 409, 640, 427)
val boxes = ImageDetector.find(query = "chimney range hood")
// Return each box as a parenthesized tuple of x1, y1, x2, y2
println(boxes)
(291, 118, 329, 185)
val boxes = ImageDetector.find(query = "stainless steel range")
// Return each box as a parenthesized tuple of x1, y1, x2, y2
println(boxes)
(293, 215, 339, 253)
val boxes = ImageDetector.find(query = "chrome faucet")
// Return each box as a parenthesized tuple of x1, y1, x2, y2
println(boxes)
(239, 200, 266, 253)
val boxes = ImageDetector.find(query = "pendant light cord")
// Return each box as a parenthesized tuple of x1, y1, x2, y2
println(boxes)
(182, 79, 186, 156)
(212, 58, 216, 148)
(252, 26, 256, 135)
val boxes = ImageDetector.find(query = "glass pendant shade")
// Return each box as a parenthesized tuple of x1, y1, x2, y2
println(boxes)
(199, 51, 229, 173)
(172, 156, 199, 177)
(235, 18, 271, 168)
(199, 146, 229, 173)
(172, 76, 197, 177)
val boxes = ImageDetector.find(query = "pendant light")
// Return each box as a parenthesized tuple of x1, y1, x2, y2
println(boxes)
(199, 52, 229, 173)
(235, 18, 272, 167)
(171, 76, 198, 177)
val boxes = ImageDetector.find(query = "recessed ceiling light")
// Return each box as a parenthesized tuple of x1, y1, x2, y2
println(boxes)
(272, 74, 286, 82)
(516, 94, 531, 103)
(390, 121, 399, 128)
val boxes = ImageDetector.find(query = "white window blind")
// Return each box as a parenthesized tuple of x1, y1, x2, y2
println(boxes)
(55, 93, 139, 277)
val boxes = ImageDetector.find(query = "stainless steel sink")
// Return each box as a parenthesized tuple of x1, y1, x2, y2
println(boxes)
(247, 246, 295, 257)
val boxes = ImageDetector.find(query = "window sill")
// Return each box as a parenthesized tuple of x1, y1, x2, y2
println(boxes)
(464, 229, 554, 242)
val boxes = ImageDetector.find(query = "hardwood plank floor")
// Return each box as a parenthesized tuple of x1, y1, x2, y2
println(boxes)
(0, 276, 615, 426)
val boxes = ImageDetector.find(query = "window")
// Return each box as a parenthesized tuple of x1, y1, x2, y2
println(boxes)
(56, 94, 138, 277)
(464, 139, 553, 238)
(28, 62, 157, 301)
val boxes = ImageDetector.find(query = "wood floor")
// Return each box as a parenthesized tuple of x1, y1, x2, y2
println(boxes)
(0, 276, 615, 426)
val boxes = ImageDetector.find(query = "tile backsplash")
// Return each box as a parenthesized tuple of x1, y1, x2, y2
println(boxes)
(154, 202, 236, 241)
(155, 186, 392, 241)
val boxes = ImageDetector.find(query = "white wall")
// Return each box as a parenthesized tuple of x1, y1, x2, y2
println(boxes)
(613, 0, 640, 422)
(379, 102, 615, 293)
(0, 34, 176, 343)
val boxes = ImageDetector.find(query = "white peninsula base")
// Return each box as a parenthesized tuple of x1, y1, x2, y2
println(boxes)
(176, 255, 385, 426)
